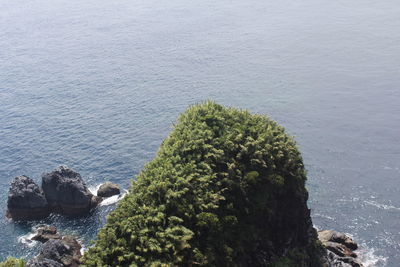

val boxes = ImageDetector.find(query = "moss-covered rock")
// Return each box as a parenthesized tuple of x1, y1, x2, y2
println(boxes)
(82, 101, 323, 266)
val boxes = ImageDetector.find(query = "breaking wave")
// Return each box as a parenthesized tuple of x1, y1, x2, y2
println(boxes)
(88, 184, 128, 206)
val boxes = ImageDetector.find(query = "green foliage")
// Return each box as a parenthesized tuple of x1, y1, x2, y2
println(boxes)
(269, 257, 297, 267)
(83, 101, 321, 266)
(0, 257, 25, 267)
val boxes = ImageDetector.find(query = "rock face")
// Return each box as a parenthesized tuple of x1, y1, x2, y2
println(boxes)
(32, 226, 61, 243)
(29, 236, 82, 267)
(319, 230, 363, 267)
(27, 258, 63, 267)
(42, 166, 100, 215)
(97, 182, 120, 197)
(6, 176, 49, 220)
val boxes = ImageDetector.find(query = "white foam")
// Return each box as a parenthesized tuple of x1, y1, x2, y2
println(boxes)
(88, 183, 128, 206)
(79, 241, 87, 255)
(313, 213, 335, 221)
(88, 184, 102, 196)
(18, 229, 39, 248)
(364, 200, 400, 211)
(312, 226, 388, 267)
(358, 245, 388, 267)
(99, 190, 128, 206)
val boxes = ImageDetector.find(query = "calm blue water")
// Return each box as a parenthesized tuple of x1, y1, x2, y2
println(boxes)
(0, 0, 399, 265)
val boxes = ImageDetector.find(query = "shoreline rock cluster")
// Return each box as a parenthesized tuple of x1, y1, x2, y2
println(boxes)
(6, 165, 121, 220)
(32, 226, 61, 243)
(319, 230, 363, 267)
(27, 226, 82, 267)
(4, 165, 366, 266)
(22, 227, 366, 267)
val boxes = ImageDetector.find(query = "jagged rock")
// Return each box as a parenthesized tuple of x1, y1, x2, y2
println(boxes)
(32, 226, 61, 243)
(5, 166, 103, 220)
(319, 230, 358, 250)
(6, 175, 49, 220)
(339, 256, 363, 267)
(326, 251, 352, 267)
(27, 258, 63, 267)
(319, 230, 363, 267)
(41, 166, 100, 215)
(35, 236, 82, 267)
(325, 251, 363, 267)
(97, 182, 120, 197)
(324, 241, 357, 258)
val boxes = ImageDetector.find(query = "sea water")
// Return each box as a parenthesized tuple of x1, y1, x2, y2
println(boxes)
(0, 0, 399, 265)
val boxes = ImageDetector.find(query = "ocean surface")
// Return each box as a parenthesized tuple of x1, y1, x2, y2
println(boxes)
(0, 0, 399, 265)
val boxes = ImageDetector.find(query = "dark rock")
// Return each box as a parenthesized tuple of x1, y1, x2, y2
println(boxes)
(325, 251, 363, 267)
(324, 241, 357, 258)
(319, 230, 358, 250)
(27, 258, 63, 267)
(42, 166, 99, 215)
(97, 182, 121, 197)
(6, 175, 49, 220)
(32, 226, 61, 243)
(327, 251, 352, 267)
(318, 230, 363, 267)
(340, 256, 363, 267)
(5, 166, 103, 220)
(91, 195, 103, 206)
(36, 236, 82, 267)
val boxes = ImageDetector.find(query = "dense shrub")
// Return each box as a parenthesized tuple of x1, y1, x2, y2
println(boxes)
(0, 257, 25, 267)
(83, 101, 322, 266)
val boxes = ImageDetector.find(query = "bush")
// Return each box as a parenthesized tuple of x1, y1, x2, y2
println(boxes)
(83, 101, 321, 266)
(0, 257, 25, 267)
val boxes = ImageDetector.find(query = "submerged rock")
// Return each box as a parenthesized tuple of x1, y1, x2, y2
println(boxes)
(41, 166, 100, 215)
(319, 230, 363, 267)
(97, 182, 120, 197)
(32, 226, 61, 243)
(6, 176, 49, 220)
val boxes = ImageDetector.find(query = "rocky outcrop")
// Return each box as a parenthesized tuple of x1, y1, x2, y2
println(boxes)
(27, 258, 63, 267)
(6, 166, 105, 220)
(6, 176, 50, 220)
(28, 236, 82, 267)
(42, 166, 101, 215)
(81, 102, 328, 266)
(97, 182, 120, 197)
(319, 230, 363, 267)
(319, 230, 358, 251)
(32, 226, 61, 243)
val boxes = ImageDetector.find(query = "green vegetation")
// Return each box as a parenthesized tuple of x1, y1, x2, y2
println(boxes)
(0, 257, 25, 267)
(83, 101, 322, 266)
